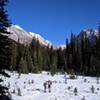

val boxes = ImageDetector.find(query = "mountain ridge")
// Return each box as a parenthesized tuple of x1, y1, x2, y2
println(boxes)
(7, 25, 52, 47)
(7, 25, 99, 49)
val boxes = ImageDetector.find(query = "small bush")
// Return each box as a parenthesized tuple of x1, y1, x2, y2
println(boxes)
(74, 87, 78, 95)
(8, 82, 10, 88)
(15, 82, 17, 85)
(91, 85, 95, 93)
(12, 88, 15, 94)
(68, 86, 71, 90)
(18, 72, 21, 79)
(31, 80, 34, 84)
(96, 77, 99, 84)
(69, 75, 76, 79)
(24, 82, 26, 84)
(97, 88, 99, 91)
(17, 88, 21, 96)
(84, 79, 87, 82)
(65, 78, 67, 84)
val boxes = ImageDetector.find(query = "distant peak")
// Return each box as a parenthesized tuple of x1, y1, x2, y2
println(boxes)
(13, 25, 23, 30)
(29, 32, 52, 47)
(8, 25, 53, 47)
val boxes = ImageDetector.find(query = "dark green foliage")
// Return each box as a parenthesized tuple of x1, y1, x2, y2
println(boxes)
(57, 47, 65, 73)
(69, 75, 76, 79)
(36, 39, 43, 72)
(0, 0, 12, 99)
(10, 41, 18, 71)
(9, 23, 100, 77)
(2, 11, 100, 78)
(30, 38, 40, 73)
(19, 57, 28, 73)
(69, 69, 76, 79)
(64, 23, 100, 76)
(50, 46, 57, 76)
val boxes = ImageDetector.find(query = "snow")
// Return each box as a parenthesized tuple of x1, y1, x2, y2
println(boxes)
(7, 24, 52, 47)
(57, 44, 66, 50)
(29, 32, 52, 47)
(82, 29, 98, 38)
(6, 25, 73, 49)
(13, 25, 24, 30)
(1, 71, 100, 100)
(7, 25, 33, 44)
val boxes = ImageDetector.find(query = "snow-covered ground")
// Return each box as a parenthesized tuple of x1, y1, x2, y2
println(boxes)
(1, 71, 100, 100)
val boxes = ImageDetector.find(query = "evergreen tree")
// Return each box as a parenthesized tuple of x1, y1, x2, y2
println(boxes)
(0, 0, 12, 70)
(50, 46, 57, 75)
(64, 38, 69, 72)
(36, 39, 43, 72)
(0, 0, 12, 99)
(57, 47, 65, 73)
(25, 45, 34, 73)
(30, 37, 39, 73)
(19, 57, 28, 73)
(16, 43, 25, 71)
(10, 41, 17, 71)
(44, 45, 51, 71)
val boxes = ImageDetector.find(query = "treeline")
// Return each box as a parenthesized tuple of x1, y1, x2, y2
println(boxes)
(9, 38, 58, 75)
(1, 1, 100, 77)
(7, 36, 65, 75)
(5, 26, 100, 77)
(65, 28, 100, 76)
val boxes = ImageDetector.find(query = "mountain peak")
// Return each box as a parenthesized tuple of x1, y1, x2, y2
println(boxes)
(8, 25, 52, 47)
(29, 32, 52, 47)
(13, 25, 24, 30)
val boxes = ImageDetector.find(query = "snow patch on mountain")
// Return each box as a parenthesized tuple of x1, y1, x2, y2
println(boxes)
(7, 25, 52, 47)
(29, 32, 52, 47)
(56, 44, 66, 50)
(7, 25, 33, 44)
(82, 29, 99, 37)
(7, 25, 99, 48)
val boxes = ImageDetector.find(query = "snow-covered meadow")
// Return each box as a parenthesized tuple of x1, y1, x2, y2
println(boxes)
(1, 71, 100, 100)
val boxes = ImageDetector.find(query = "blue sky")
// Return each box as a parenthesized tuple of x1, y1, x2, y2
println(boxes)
(7, 0, 100, 45)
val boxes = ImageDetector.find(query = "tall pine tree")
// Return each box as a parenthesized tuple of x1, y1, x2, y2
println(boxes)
(0, 0, 12, 99)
